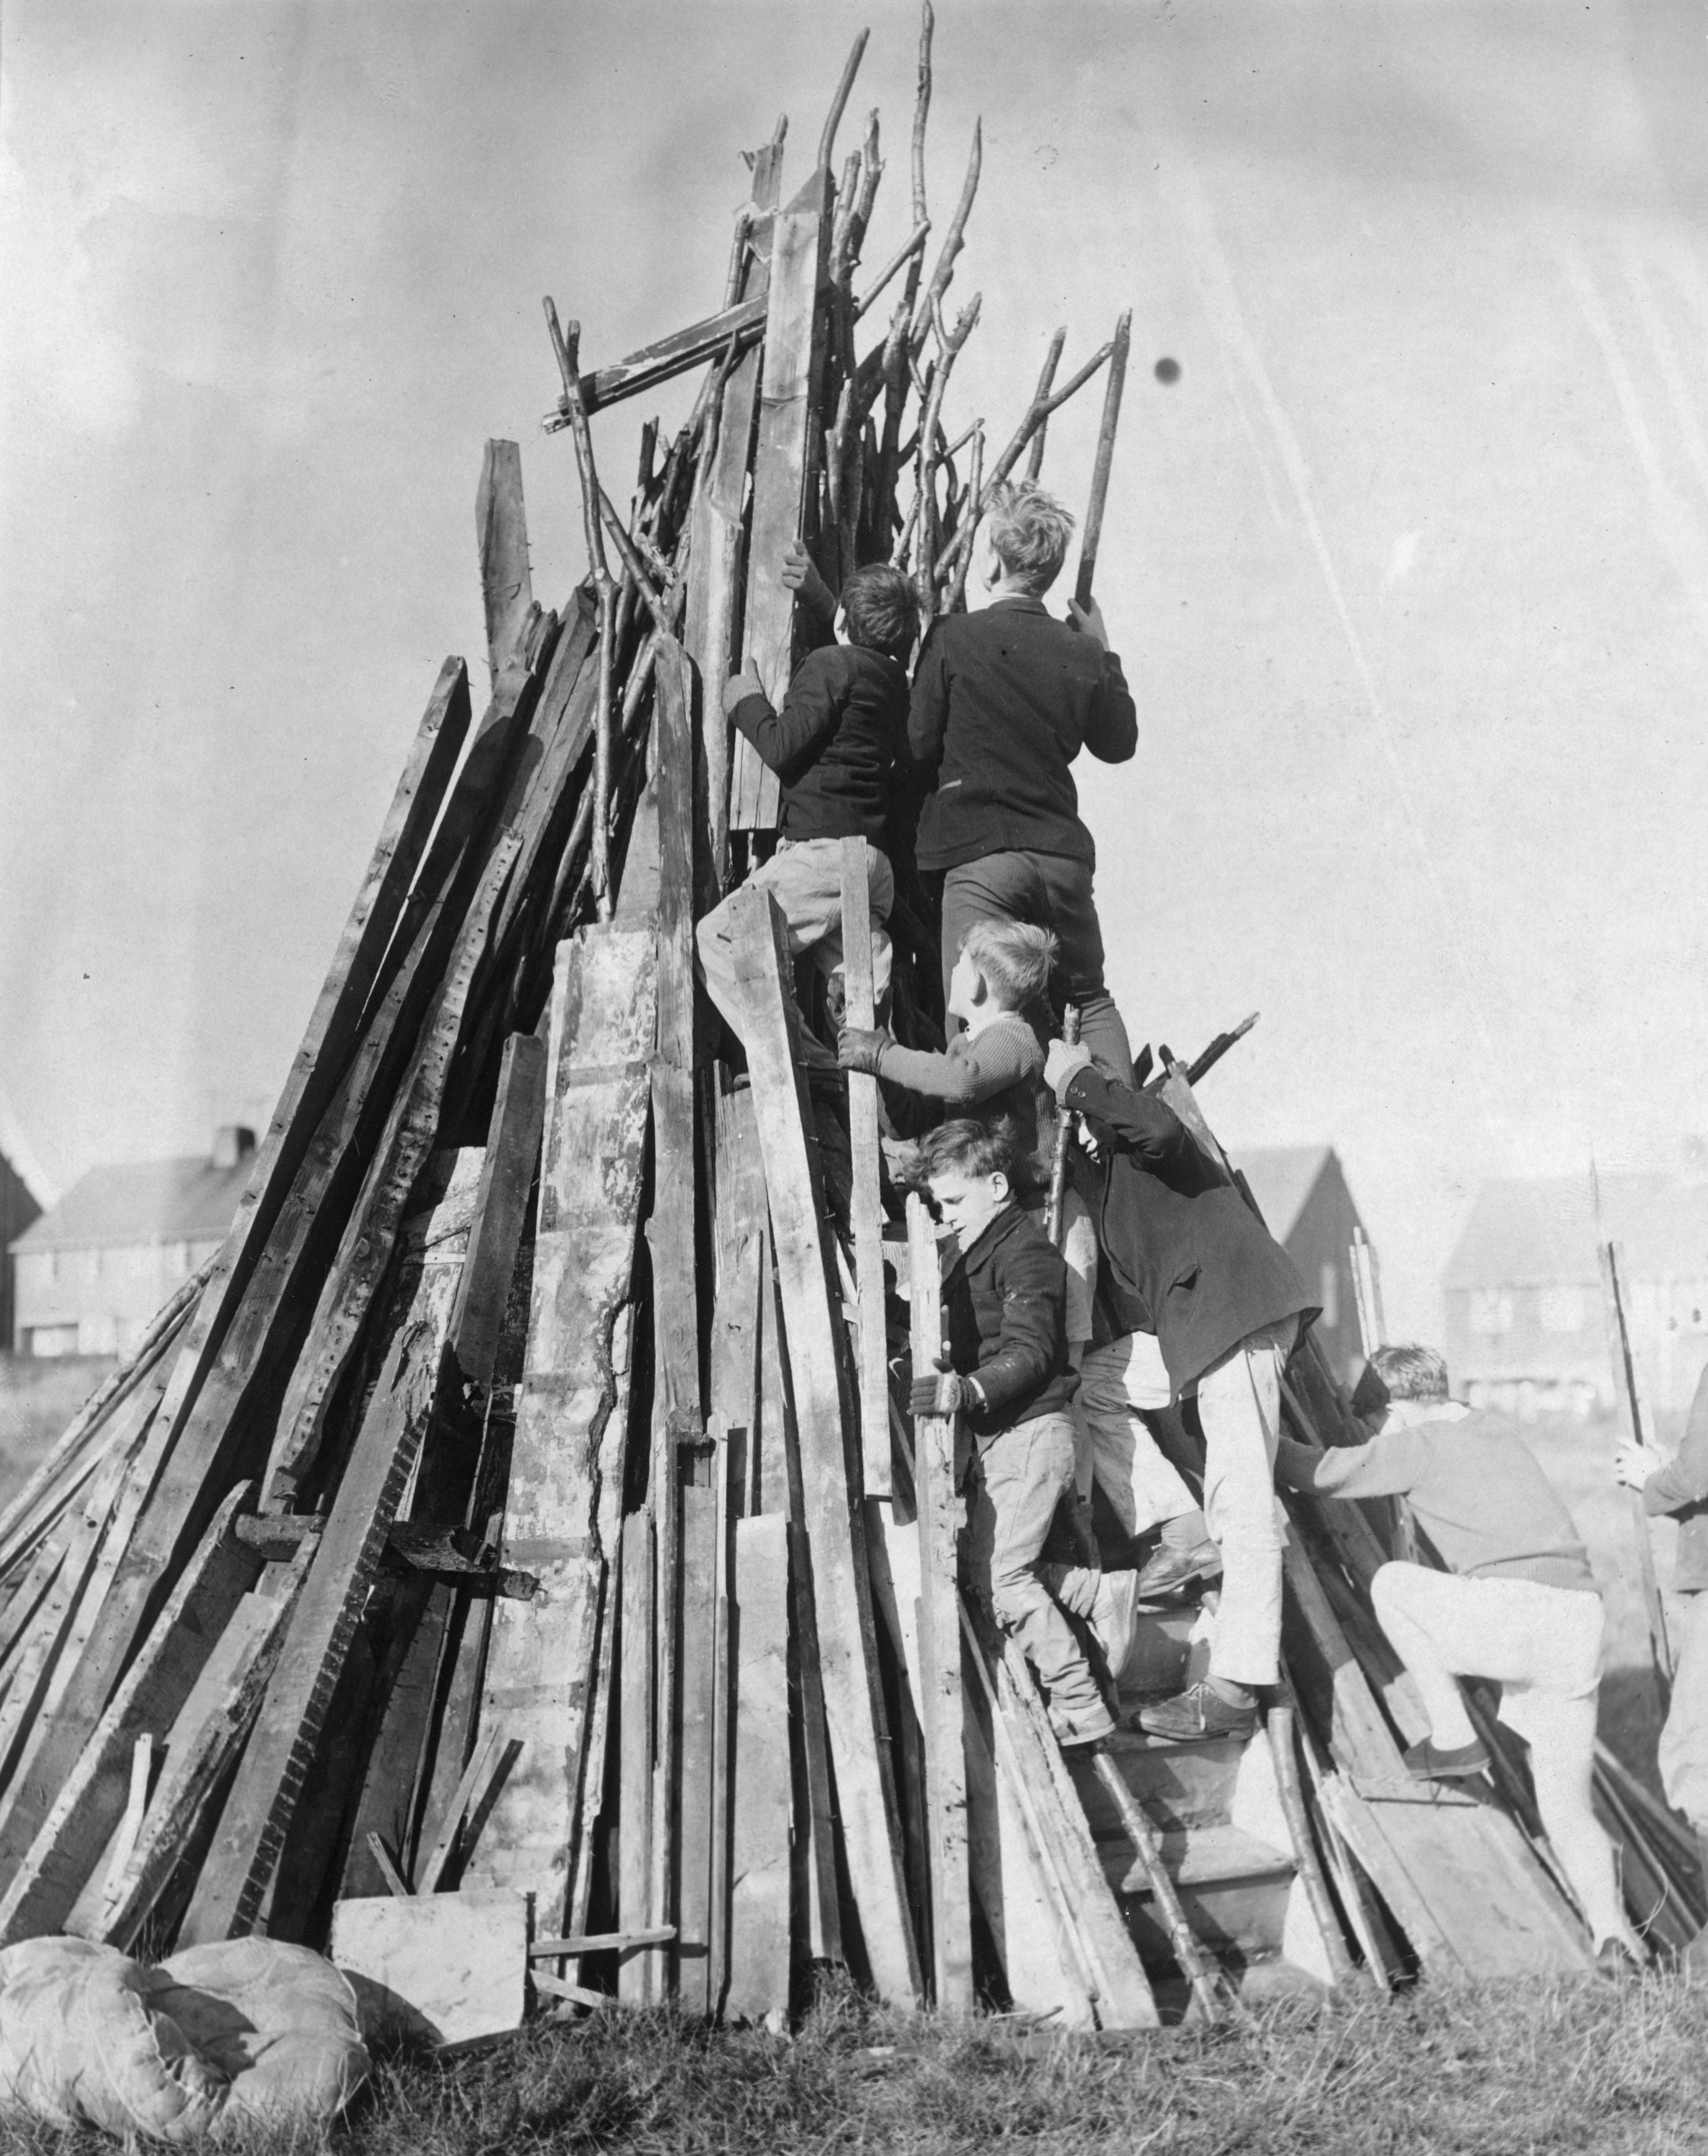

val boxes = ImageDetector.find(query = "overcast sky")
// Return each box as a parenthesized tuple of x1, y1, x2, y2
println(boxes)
(2, 0, 1705, 1334)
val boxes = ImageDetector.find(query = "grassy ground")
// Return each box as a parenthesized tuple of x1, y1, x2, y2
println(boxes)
(6, 1973, 1708, 2155)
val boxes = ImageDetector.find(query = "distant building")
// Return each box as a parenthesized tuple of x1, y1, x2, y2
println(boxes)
(1234, 1146, 1369, 1387)
(0, 1147, 46, 1357)
(1442, 1172, 1708, 1420)
(8, 1128, 254, 1357)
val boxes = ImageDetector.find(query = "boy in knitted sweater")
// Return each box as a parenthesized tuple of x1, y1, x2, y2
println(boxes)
(1277, 1341, 1642, 1971)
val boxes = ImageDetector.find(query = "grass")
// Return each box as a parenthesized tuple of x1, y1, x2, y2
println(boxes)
(7, 1971, 1708, 2155)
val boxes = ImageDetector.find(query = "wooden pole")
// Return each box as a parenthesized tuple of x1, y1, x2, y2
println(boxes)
(841, 838, 891, 1497)
(1597, 1240, 1673, 1705)
(1073, 309, 1131, 612)
(1044, 1006, 1081, 1247)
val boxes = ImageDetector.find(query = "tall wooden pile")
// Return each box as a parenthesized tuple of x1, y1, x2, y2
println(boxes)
(0, 10, 1694, 2029)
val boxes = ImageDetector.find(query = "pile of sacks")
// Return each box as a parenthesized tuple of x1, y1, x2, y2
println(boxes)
(0, 1935, 368, 2141)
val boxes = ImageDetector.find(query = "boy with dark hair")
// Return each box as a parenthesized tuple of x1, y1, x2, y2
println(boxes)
(908, 480, 1139, 1084)
(1279, 1341, 1643, 1973)
(837, 917, 1053, 1111)
(913, 1118, 1139, 1746)
(697, 559, 920, 1059)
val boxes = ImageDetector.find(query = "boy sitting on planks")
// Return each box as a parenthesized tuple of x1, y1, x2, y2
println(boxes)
(696, 560, 920, 1066)
(908, 480, 1140, 1085)
(836, 916, 1053, 1117)
(911, 1118, 1141, 1746)
(1043, 1036, 1316, 1743)
(1278, 1342, 1645, 1975)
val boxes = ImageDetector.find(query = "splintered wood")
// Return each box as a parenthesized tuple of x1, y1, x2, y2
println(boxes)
(0, 3, 1642, 2041)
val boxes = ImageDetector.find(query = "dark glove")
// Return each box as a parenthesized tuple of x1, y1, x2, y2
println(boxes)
(722, 662, 764, 716)
(838, 1025, 888, 1076)
(909, 1368, 968, 1418)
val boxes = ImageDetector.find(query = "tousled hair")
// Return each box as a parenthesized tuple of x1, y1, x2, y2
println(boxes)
(959, 918, 1058, 1009)
(1362, 1342, 1450, 1409)
(840, 562, 920, 659)
(986, 480, 1075, 592)
(919, 1117, 1015, 1186)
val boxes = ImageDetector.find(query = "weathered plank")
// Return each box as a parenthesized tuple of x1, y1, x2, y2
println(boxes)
(726, 887, 919, 2005)
(448, 1033, 548, 1388)
(0, 1488, 261, 1945)
(478, 441, 535, 686)
(465, 926, 657, 1933)
(730, 164, 835, 833)
(842, 840, 890, 1497)
(331, 1887, 528, 2047)
(618, 1509, 656, 2005)
(906, 1198, 971, 2012)
(544, 294, 768, 428)
(725, 1514, 792, 2027)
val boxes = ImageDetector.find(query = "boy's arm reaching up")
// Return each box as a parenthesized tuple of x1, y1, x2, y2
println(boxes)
(724, 647, 846, 784)
(1066, 596, 1137, 764)
(841, 1019, 1040, 1103)
(1044, 1041, 1192, 1167)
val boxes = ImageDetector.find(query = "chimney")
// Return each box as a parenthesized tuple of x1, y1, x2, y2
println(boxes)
(212, 1124, 256, 1171)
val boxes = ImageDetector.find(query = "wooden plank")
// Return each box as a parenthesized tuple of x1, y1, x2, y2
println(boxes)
(1598, 1240, 1673, 1698)
(725, 888, 920, 2005)
(730, 165, 835, 833)
(478, 440, 535, 685)
(687, 141, 782, 897)
(842, 840, 890, 1497)
(618, 1509, 656, 2005)
(906, 1198, 971, 2012)
(465, 926, 656, 1933)
(725, 1514, 792, 2027)
(331, 1888, 528, 2046)
(449, 1034, 548, 1387)
(0, 1487, 261, 1944)
(418, 1725, 506, 1894)
(544, 294, 768, 427)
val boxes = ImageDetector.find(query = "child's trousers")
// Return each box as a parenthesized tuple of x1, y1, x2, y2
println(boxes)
(967, 1412, 1104, 1719)
(1188, 1317, 1296, 1689)
(1370, 1559, 1632, 1950)
(1660, 1589, 1708, 1836)
(696, 838, 893, 1042)
(1074, 1328, 1200, 1538)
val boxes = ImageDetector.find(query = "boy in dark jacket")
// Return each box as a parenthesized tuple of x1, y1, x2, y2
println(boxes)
(913, 1120, 1139, 1745)
(696, 561, 919, 1061)
(1045, 1039, 1316, 1740)
(909, 480, 1138, 1083)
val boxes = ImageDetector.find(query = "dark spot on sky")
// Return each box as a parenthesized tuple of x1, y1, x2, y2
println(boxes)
(1154, 357, 1181, 384)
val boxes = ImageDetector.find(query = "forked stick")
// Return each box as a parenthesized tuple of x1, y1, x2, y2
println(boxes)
(1024, 330, 1067, 481)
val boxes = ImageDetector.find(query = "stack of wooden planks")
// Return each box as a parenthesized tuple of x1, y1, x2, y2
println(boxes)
(0, 8, 1690, 2031)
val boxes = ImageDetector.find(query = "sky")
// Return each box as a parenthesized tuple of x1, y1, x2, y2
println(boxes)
(2, 0, 1706, 1336)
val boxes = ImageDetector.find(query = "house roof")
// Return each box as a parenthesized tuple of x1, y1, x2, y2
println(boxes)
(0, 1089, 58, 1211)
(1233, 1146, 1336, 1243)
(8, 1156, 248, 1255)
(1442, 1173, 1708, 1291)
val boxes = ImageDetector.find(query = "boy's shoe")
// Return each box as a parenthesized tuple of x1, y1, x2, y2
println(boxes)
(1089, 1569, 1142, 1688)
(1402, 1736, 1489, 1782)
(1132, 1538, 1223, 1602)
(1049, 1700, 1116, 1750)
(1138, 1681, 1258, 1742)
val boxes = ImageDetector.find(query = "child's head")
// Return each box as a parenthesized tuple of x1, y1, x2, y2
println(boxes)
(983, 480, 1075, 595)
(919, 1118, 1015, 1246)
(947, 918, 1058, 1025)
(1351, 1342, 1450, 1421)
(837, 563, 921, 662)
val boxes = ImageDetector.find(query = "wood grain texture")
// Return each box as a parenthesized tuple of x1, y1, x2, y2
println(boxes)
(477, 440, 535, 686)
(841, 840, 890, 1497)
(725, 1514, 792, 2026)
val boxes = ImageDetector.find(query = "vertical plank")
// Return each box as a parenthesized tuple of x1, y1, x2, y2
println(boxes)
(727, 887, 921, 2005)
(618, 1509, 656, 2005)
(840, 839, 891, 1497)
(466, 926, 656, 1934)
(1598, 1240, 1673, 1696)
(449, 1033, 548, 1387)
(906, 1198, 972, 2012)
(725, 1514, 792, 2026)
(730, 165, 835, 833)
(478, 440, 535, 686)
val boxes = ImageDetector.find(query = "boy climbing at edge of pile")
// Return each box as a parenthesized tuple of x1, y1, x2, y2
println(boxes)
(911, 1119, 1141, 1746)
(696, 558, 920, 1066)
(836, 917, 1054, 1121)
(908, 479, 1140, 1084)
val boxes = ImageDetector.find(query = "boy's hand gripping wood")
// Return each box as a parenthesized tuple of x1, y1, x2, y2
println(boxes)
(906, 1194, 973, 2012)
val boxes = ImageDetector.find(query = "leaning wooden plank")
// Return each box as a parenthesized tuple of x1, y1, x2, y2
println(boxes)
(0, 1486, 261, 1945)
(330, 1888, 528, 2048)
(686, 133, 784, 896)
(906, 1199, 971, 2012)
(618, 1509, 656, 2007)
(730, 164, 836, 833)
(545, 294, 769, 429)
(725, 1514, 792, 2028)
(842, 840, 891, 1497)
(726, 887, 920, 2005)
(478, 440, 535, 686)
(465, 925, 657, 1933)
(1598, 1240, 1673, 1699)
(448, 1033, 549, 1390)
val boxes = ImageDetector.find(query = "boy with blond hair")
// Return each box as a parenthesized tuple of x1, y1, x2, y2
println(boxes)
(913, 1119, 1139, 1745)
(908, 480, 1139, 1084)
(837, 917, 1053, 1110)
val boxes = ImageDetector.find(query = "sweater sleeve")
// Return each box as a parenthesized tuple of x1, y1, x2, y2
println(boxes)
(1081, 650, 1138, 765)
(1646, 1366, 1708, 1516)
(907, 620, 952, 774)
(877, 1023, 1040, 1103)
(729, 651, 844, 784)
(1061, 1066, 1193, 1167)
(1276, 1425, 1432, 1499)
(971, 1234, 1064, 1418)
